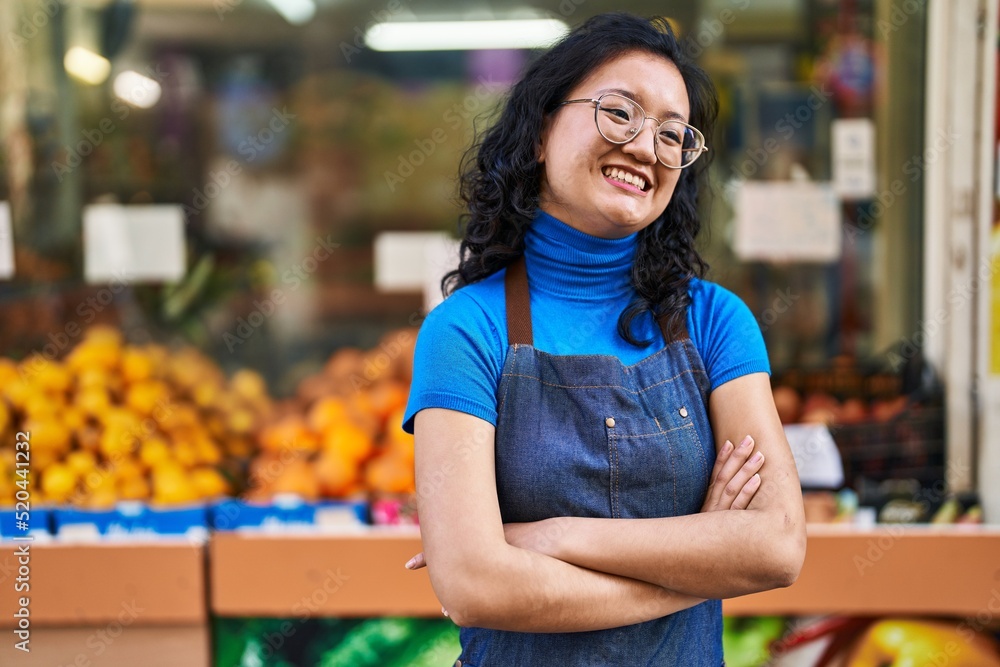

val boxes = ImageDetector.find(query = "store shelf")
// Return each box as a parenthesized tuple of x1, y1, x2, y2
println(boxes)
(0, 540, 210, 667)
(0, 540, 207, 626)
(210, 525, 1000, 618)
(210, 527, 438, 617)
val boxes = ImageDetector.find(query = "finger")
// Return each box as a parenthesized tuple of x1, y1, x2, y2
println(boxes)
(720, 450, 765, 508)
(405, 552, 426, 570)
(703, 440, 735, 509)
(730, 472, 762, 510)
(442, 606, 450, 618)
(707, 440, 734, 490)
(708, 435, 754, 508)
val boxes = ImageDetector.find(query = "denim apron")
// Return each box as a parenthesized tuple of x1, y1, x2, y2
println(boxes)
(454, 257, 723, 667)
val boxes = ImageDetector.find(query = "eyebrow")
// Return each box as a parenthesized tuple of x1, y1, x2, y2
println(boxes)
(596, 87, 689, 122)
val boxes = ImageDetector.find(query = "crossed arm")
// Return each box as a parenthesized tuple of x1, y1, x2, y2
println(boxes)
(407, 372, 806, 632)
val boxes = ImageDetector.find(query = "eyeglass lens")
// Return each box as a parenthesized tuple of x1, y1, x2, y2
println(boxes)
(595, 95, 703, 168)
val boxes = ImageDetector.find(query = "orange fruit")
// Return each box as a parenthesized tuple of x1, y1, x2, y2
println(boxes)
(121, 346, 155, 383)
(113, 457, 145, 481)
(100, 424, 140, 459)
(82, 324, 123, 346)
(315, 449, 359, 497)
(61, 406, 87, 432)
(41, 463, 78, 503)
(151, 463, 198, 505)
(307, 396, 350, 433)
(65, 450, 98, 476)
(0, 401, 10, 434)
(190, 467, 230, 498)
(173, 441, 200, 468)
(22, 417, 72, 454)
(118, 475, 151, 501)
(2, 377, 33, 410)
(124, 380, 169, 416)
(76, 386, 112, 417)
(138, 437, 171, 467)
(259, 415, 318, 454)
(30, 358, 73, 394)
(321, 423, 373, 463)
(230, 369, 267, 401)
(0, 358, 20, 386)
(67, 340, 120, 373)
(270, 459, 320, 501)
(364, 452, 415, 494)
(367, 381, 409, 423)
(225, 408, 256, 435)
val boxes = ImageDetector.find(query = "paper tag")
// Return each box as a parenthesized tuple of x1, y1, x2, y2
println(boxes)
(83, 204, 186, 283)
(782, 423, 845, 489)
(0, 202, 14, 279)
(733, 181, 841, 262)
(832, 118, 876, 200)
(373, 231, 455, 293)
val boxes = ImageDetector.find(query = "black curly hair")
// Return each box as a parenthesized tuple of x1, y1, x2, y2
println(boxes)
(442, 11, 718, 346)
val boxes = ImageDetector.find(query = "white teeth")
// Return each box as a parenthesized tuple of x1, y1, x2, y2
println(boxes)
(603, 167, 647, 191)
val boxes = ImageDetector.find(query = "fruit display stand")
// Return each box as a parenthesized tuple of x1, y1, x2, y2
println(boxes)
(0, 539, 209, 667)
(209, 524, 1000, 619)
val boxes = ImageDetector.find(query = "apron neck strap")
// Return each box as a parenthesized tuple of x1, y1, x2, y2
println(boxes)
(504, 255, 689, 346)
(505, 256, 534, 345)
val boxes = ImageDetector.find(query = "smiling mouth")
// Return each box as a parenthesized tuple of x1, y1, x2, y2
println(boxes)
(602, 167, 649, 192)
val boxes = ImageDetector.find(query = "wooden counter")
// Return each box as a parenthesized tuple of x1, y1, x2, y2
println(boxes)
(210, 525, 1000, 618)
(0, 539, 210, 667)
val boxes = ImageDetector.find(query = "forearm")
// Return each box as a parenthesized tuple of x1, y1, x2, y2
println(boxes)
(449, 543, 704, 632)
(552, 508, 802, 599)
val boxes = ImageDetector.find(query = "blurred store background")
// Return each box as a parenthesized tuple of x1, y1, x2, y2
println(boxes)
(0, 0, 999, 666)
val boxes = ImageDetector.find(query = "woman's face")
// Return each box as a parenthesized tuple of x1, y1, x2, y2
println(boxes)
(538, 51, 691, 239)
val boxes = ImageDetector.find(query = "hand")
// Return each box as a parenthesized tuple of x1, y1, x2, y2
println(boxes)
(701, 434, 764, 512)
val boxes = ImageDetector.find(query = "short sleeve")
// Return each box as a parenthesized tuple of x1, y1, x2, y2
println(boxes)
(688, 280, 771, 391)
(402, 291, 505, 433)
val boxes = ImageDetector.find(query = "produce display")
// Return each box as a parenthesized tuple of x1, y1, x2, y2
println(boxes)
(244, 327, 417, 502)
(0, 325, 271, 507)
(770, 385, 907, 426)
(214, 617, 460, 667)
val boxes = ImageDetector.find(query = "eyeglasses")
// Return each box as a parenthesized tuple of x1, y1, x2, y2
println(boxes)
(558, 93, 708, 169)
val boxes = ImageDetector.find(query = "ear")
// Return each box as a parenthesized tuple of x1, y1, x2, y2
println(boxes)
(536, 114, 553, 164)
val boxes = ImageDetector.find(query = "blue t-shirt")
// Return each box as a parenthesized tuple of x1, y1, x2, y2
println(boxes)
(403, 211, 770, 433)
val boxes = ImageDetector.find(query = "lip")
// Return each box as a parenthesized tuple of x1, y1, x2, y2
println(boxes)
(602, 164, 653, 196)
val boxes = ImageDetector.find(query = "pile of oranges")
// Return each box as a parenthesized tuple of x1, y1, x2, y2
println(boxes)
(0, 326, 272, 507)
(245, 327, 417, 501)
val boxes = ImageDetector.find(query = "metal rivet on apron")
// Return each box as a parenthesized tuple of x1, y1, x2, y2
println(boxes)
(679, 407, 688, 418)
(605, 417, 616, 428)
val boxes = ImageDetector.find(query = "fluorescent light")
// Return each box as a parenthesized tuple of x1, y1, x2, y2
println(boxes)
(113, 70, 162, 109)
(266, 0, 315, 25)
(64, 46, 111, 85)
(365, 19, 569, 52)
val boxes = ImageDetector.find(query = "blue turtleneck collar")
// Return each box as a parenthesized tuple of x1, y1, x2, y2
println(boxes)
(522, 210, 638, 300)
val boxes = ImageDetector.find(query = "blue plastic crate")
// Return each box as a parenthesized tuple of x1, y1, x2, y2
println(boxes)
(53, 502, 209, 539)
(0, 506, 53, 540)
(210, 495, 369, 531)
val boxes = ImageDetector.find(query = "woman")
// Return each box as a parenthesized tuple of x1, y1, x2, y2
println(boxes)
(401, 12, 806, 666)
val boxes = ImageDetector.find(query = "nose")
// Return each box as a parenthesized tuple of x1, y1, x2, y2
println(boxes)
(620, 119, 658, 164)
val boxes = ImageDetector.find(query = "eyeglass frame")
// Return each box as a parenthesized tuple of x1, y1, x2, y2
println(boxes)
(557, 93, 709, 170)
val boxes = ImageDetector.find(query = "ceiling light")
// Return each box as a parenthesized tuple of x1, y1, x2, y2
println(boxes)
(113, 70, 162, 109)
(266, 0, 316, 25)
(365, 19, 569, 52)
(64, 46, 111, 85)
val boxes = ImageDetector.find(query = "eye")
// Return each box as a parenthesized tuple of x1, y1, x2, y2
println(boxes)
(658, 128, 682, 145)
(600, 105, 632, 123)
